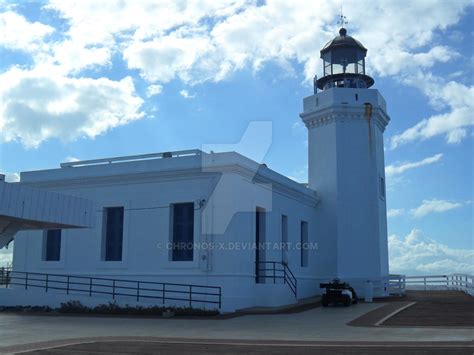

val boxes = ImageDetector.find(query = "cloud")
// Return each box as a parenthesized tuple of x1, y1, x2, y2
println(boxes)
(389, 229, 474, 275)
(385, 153, 442, 177)
(0, 11, 54, 52)
(0, 172, 20, 182)
(387, 208, 404, 218)
(0, 245, 12, 267)
(410, 199, 463, 218)
(1, 1, 471, 148)
(391, 76, 474, 148)
(0, 67, 143, 148)
(146, 84, 163, 98)
(179, 90, 195, 99)
(44, 0, 471, 83)
(63, 156, 79, 163)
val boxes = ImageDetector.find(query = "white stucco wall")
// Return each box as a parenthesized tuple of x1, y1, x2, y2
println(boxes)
(10, 152, 324, 312)
(301, 87, 390, 293)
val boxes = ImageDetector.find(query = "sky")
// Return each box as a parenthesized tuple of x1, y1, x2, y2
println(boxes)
(0, 0, 472, 275)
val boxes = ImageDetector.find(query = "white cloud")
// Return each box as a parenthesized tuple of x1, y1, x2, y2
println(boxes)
(0, 67, 143, 148)
(64, 156, 79, 163)
(410, 199, 463, 218)
(146, 84, 163, 98)
(1, 1, 471, 148)
(0, 172, 20, 182)
(385, 153, 442, 177)
(389, 229, 474, 275)
(124, 34, 213, 84)
(0, 245, 13, 267)
(387, 208, 404, 218)
(180, 90, 195, 99)
(391, 76, 474, 148)
(0, 11, 54, 52)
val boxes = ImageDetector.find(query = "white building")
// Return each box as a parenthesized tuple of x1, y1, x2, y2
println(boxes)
(1, 28, 390, 312)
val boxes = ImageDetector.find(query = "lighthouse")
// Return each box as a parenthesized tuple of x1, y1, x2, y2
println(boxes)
(300, 27, 391, 294)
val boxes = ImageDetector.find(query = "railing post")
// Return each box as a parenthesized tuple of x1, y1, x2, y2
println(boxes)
(45, 274, 49, 293)
(25, 272, 28, 290)
(112, 280, 116, 300)
(163, 284, 166, 304)
(219, 287, 222, 309)
(423, 276, 427, 291)
(5, 269, 9, 288)
(89, 278, 92, 297)
(66, 276, 70, 294)
(136, 281, 140, 302)
(273, 262, 276, 284)
(189, 285, 192, 308)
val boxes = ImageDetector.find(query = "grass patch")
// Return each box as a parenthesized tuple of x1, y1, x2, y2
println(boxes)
(0, 300, 219, 317)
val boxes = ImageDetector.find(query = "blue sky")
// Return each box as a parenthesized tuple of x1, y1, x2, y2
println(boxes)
(0, 0, 472, 274)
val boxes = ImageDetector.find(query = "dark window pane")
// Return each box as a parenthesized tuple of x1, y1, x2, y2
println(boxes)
(172, 203, 194, 261)
(45, 229, 61, 261)
(104, 207, 124, 261)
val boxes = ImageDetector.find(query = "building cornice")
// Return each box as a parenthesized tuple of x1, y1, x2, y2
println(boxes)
(300, 105, 390, 132)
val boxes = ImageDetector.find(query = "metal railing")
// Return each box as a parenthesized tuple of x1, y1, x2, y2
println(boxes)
(256, 261, 297, 298)
(0, 266, 12, 285)
(5, 271, 221, 308)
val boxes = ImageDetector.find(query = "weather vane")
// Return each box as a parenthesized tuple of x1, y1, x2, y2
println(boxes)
(337, 7, 348, 28)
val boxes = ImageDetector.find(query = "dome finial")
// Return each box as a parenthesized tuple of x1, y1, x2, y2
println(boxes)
(337, 7, 348, 36)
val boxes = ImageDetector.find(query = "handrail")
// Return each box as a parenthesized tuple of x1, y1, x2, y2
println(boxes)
(256, 261, 297, 298)
(6, 270, 221, 309)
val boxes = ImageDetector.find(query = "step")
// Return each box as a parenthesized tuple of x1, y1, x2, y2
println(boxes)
(235, 295, 321, 315)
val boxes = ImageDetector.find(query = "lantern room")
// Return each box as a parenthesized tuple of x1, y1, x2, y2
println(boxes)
(315, 28, 374, 91)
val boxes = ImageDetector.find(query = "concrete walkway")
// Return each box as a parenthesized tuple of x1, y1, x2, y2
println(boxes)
(0, 303, 472, 352)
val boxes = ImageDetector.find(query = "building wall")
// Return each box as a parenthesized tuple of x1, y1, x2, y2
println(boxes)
(12, 157, 323, 312)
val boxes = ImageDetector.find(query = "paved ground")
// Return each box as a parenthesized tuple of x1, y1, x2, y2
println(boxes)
(22, 339, 474, 355)
(0, 302, 472, 353)
(0, 291, 472, 353)
(383, 291, 474, 327)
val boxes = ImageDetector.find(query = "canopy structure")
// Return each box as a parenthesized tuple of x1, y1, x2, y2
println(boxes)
(0, 181, 94, 248)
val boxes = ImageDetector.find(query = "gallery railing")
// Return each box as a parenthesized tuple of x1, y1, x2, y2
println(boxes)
(5, 270, 222, 308)
(256, 261, 297, 298)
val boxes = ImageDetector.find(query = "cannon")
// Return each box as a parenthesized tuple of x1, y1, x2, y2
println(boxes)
(320, 279, 358, 307)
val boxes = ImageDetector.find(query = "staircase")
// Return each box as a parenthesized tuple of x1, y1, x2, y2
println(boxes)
(256, 261, 297, 298)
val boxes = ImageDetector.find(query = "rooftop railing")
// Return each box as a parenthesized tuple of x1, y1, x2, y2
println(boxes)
(60, 149, 203, 168)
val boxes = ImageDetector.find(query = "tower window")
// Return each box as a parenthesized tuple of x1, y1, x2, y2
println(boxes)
(379, 177, 386, 200)
(44, 229, 61, 261)
(355, 94, 358, 101)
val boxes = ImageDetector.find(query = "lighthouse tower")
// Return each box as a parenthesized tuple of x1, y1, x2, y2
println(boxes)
(300, 27, 390, 294)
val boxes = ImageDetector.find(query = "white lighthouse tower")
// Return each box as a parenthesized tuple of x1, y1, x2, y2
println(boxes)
(300, 26, 391, 295)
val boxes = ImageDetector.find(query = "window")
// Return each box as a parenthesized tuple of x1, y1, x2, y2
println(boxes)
(281, 215, 288, 263)
(379, 176, 386, 200)
(103, 207, 124, 261)
(300, 221, 308, 267)
(44, 229, 61, 261)
(172, 203, 194, 261)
